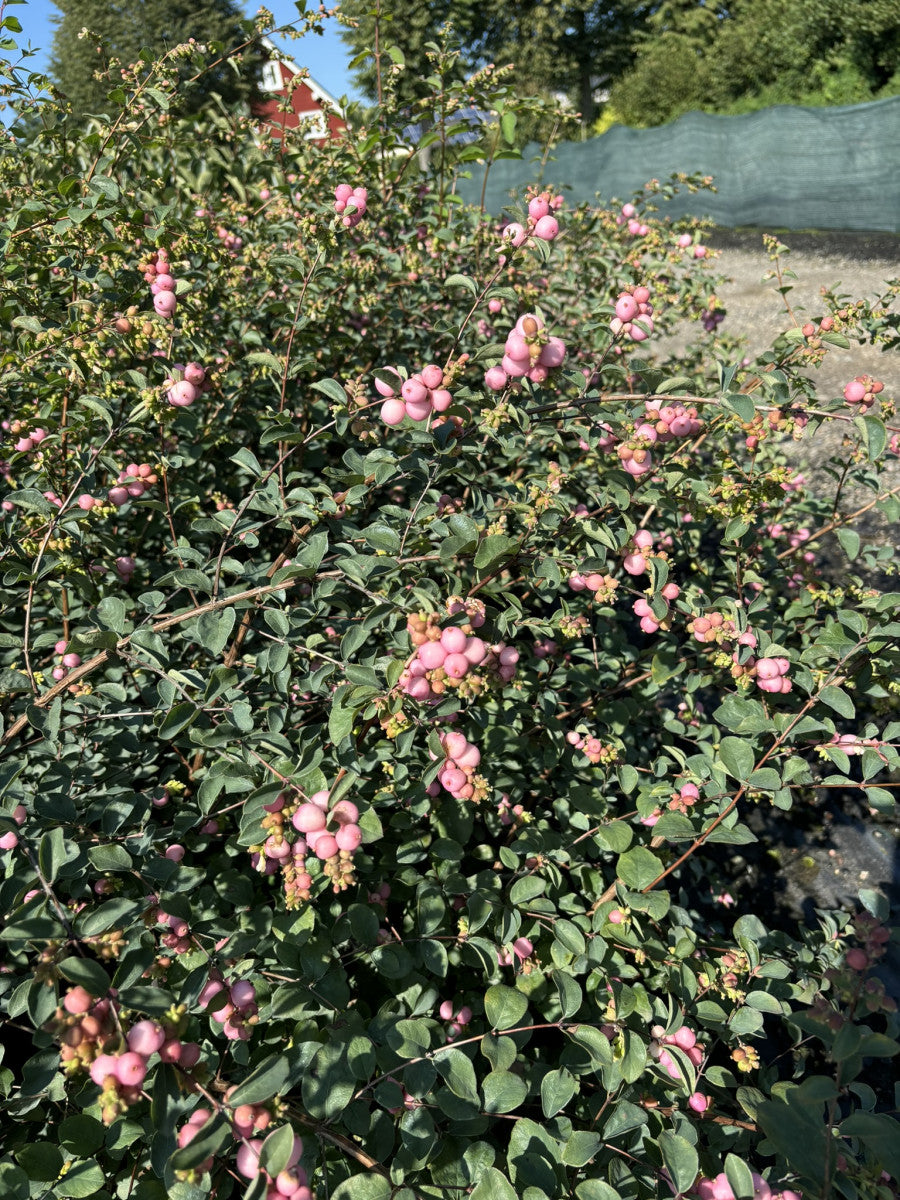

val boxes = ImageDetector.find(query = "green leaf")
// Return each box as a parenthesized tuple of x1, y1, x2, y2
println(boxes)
(836, 528, 860, 560)
(818, 685, 855, 718)
(841, 1112, 900, 1181)
(470, 1167, 518, 1200)
(88, 844, 133, 872)
(258, 1123, 298, 1177)
(363, 523, 400, 553)
(719, 736, 756, 780)
(561, 1131, 603, 1168)
(331, 1178, 392, 1200)
(328, 683, 358, 744)
(445, 273, 478, 295)
(435, 1047, 479, 1103)
(474, 534, 518, 571)
(540, 1067, 576, 1117)
(54, 1160, 107, 1198)
(196, 607, 236, 656)
(616, 847, 663, 890)
(311, 377, 347, 403)
(169, 1113, 231, 1172)
(58, 1115, 105, 1157)
(658, 1131, 699, 1195)
(15, 1143, 63, 1182)
(509, 876, 545, 905)
(724, 1153, 755, 1200)
(225, 1053, 290, 1107)
(484, 984, 528, 1029)
(57, 957, 110, 996)
(484, 1070, 528, 1113)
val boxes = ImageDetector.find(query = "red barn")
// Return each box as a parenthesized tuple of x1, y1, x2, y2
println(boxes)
(252, 38, 347, 141)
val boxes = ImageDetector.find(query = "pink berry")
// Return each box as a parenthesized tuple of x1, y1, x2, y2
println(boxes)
(533, 215, 559, 241)
(335, 824, 362, 852)
(127, 1020, 166, 1056)
(421, 364, 443, 389)
(114, 1052, 148, 1087)
(616, 295, 639, 322)
(381, 398, 407, 426)
(292, 803, 327, 834)
(485, 366, 508, 391)
(313, 833, 338, 860)
(63, 986, 94, 1015)
(440, 627, 467, 654)
(77, 494, 96, 510)
(689, 1092, 709, 1113)
(168, 381, 198, 408)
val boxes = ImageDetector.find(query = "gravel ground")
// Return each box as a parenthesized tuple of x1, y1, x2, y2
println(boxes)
(663, 231, 900, 985)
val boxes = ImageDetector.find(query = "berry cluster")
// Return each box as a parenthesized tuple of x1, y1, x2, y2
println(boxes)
(565, 729, 618, 765)
(11, 423, 47, 454)
(427, 730, 488, 802)
(843, 374, 883, 412)
(649, 1023, 704, 1080)
(378, 363, 453, 426)
(166, 361, 208, 408)
(144, 249, 177, 319)
(497, 936, 534, 967)
(484, 312, 566, 391)
(253, 788, 363, 906)
(215, 224, 243, 253)
(755, 655, 792, 694)
(568, 570, 619, 601)
(696, 1173, 800, 1200)
(633, 582, 680, 634)
(52, 640, 81, 682)
(199, 974, 259, 1041)
(617, 202, 650, 238)
(438, 999, 473, 1041)
(639, 399, 703, 441)
(334, 183, 367, 228)
(401, 607, 517, 703)
(622, 529, 657, 575)
(610, 286, 654, 342)
(501, 190, 563, 248)
(0, 803, 25, 851)
(51, 986, 200, 1123)
(179, 1109, 310, 1200)
(107, 461, 159, 507)
(641, 781, 701, 828)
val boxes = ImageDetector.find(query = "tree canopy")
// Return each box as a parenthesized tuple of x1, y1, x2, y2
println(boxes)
(49, 0, 266, 121)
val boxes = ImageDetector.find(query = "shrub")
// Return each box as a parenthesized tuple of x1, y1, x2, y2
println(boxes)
(1, 16, 898, 1200)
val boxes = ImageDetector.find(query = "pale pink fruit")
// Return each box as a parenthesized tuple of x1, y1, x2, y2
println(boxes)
(127, 1020, 166, 1056)
(533, 215, 558, 240)
(418, 641, 447, 670)
(230, 980, 256, 1007)
(443, 653, 469, 679)
(77, 494, 96, 510)
(335, 824, 362, 852)
(381, 398, 407, 426)
(401, 378, 428, 405)
(843, 380, 867, 403)
(374, 367, 401, 398)
(0, 831, 18, 851)
(184, 362, 206, 385)
(168, 381, 198, 407)
(439, 999, 454, 1019)
(538, 337, 566, 367)
(63, 986, 93, 1015)
(688, 1091, 709, 1113)
(421, 364, 443, 389)
(463, 637, 486, 664)
(513, 937, 533, 960)
(292, 803, 327, 834)
(108, 486, 129, 507)
(114, 1052, 148, 1087)
(236, 1140, 264, 1179)
(330, 799, 359, 826)
(440, 627, 467, 654)
(404, 398, 432, 422)
(615, 295, 639, 322)
(430, 388, 453, 412)
(485, 366, 507, 390)
(313, 833, 338, 860)
(153, 290, 177, 317)
(89, 1054, 119, 1086)
(529, 196, 550, 220)
(503, 222, 526, 247)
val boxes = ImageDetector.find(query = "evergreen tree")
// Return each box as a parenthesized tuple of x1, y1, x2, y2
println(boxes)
(49, 0, 265, 120)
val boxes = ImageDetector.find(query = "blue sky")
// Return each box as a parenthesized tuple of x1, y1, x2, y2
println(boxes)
(7, 0, 364, 102)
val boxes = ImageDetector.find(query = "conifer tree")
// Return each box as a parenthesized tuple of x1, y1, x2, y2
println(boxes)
(49, 0, 264, 120)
